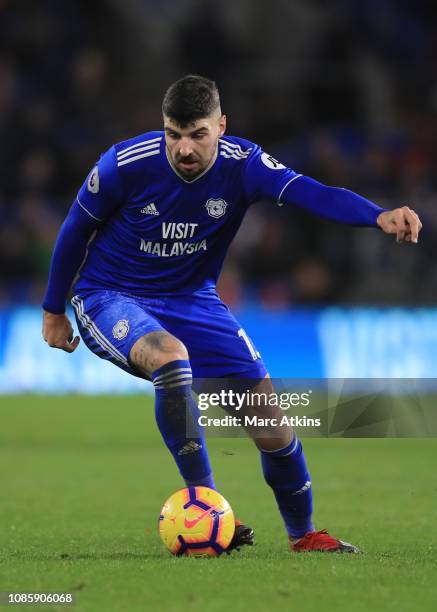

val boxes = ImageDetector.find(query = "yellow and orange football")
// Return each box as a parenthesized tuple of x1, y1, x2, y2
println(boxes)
(158, 486, 235, 557)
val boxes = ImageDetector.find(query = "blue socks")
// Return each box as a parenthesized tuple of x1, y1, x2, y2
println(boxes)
(261, 434, 314, 538)
(153, 360, 313, 537)
(152, 360, 216, 489)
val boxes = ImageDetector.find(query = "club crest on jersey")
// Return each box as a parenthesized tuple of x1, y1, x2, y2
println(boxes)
(205, 198, 228, 219)
(112, 319, 129, 340)
(87, 166, 100, 193)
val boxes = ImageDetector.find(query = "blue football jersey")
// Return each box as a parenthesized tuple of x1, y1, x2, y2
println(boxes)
(74, 131, 300, 296)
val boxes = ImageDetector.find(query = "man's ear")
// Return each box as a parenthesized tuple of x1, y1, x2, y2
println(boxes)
(219, 115, 227, 137)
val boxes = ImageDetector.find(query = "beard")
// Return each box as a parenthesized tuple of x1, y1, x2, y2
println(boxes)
(167, 143, 218, 180)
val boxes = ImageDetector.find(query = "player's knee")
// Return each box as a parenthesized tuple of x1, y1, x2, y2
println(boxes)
(129, 331, 189, 377)
(155, 341, 189, 368)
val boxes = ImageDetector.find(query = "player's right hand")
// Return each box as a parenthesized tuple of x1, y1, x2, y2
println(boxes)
(376, 206, 422, 243)
(42, 311, 80, 353)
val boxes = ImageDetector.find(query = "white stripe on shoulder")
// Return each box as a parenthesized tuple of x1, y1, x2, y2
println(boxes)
(117, 149, 161, 167)
(117, 136, 162, 157)
(76, 197, 104, 222)
(278, 174, 303, 204)
(219, 143, 250, 158)
(219, 139, 252, 155)
(117, 141, 161, 161)
(219, 151, 250, 162)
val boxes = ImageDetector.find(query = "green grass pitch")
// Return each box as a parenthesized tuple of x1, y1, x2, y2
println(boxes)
(1, 395, 436, 611)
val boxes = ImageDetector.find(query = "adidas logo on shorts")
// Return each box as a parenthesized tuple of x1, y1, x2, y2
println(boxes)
(140, 202, 159, 216)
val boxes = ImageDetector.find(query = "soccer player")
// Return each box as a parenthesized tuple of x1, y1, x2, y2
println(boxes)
(42, 75, 422, 553)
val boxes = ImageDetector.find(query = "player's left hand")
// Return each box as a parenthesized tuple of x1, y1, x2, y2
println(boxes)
(376, 206, 422, 243)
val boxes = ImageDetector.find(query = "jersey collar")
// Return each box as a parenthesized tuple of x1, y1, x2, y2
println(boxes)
(165, 144, 218, 184)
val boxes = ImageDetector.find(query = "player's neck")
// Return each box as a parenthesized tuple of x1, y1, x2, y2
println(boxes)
(165, 146, 218, 184)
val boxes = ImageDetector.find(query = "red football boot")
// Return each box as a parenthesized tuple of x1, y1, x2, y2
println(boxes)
(290, 529, 361, 553)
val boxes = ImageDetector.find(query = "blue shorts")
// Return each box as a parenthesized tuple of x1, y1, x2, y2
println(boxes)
(71, 288, 267, 380)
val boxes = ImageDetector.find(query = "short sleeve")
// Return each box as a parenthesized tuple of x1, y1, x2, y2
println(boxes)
(76, 146, 123, 221)
(243, 147, 301, 204)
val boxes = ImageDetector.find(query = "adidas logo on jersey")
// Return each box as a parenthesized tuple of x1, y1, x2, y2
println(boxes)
(140, 202, 159, 216)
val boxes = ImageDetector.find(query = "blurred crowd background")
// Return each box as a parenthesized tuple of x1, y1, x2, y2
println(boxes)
(1, 0, 437, 310)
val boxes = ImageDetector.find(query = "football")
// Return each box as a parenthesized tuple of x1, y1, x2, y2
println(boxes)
(158, 486, 235, 557)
